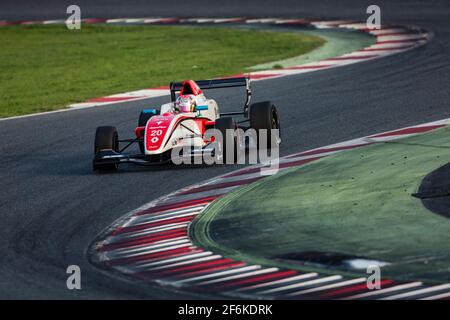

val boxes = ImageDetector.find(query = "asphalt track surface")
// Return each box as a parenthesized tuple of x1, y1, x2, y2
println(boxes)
(0, 1, 450, 299)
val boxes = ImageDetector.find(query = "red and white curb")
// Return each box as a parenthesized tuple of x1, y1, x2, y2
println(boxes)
(0, 17, 430, 111)
(90, 118, 450, 300)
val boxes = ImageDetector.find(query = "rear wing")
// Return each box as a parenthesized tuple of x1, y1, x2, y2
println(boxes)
(169, 77, 252, 116)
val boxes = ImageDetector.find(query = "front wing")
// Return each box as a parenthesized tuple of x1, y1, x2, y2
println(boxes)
(93, 145, 217, 167)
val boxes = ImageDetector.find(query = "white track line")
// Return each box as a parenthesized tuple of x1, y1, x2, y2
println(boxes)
(341, 282, 423, 300)
(379, 284, 450, 300)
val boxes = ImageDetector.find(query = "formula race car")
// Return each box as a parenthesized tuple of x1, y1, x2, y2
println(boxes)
(92, 77, 280, 171)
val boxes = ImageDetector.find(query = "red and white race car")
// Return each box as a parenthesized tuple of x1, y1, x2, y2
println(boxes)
(93, 77, 280, 171)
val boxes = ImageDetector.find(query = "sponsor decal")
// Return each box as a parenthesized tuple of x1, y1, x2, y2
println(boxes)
(145, 115, 173, 151)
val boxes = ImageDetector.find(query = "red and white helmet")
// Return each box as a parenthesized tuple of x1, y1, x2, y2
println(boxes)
(175, 94, 196, 113)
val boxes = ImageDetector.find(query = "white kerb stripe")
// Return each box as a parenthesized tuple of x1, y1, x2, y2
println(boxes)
(43, 20, 64, 24)
(106, 243, 192, 260)
(106, 19, 126, 23)
(369, 28, 408, 35)
(420, 291, 450, 300)
(245, 19, 276, 24)
(198, 268, 279, 285)
(104, 234, 190, 252)
(380, 284, 450, 300)
(107, 237, 189, 255)
(125, 19, 145, 23)
(341, 282, 423, 300)
(144, 254, 222, 271)
(125, 212, 197, 226)
(258, 275, 342, 295)
(236, 273, 318, 292)
(175, 266, 261, 285)
(134, 251, 213, 268)
(116, 222, 189, 239)
(286, 277, 367, 296)
(129, 210, 201, 225)
(132, 206, 204, 223)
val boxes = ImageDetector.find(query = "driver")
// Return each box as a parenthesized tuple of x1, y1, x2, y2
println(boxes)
(174, 94, 196, 113)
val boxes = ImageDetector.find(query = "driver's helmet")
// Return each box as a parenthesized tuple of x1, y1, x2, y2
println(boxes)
(175, 94, 196, 113)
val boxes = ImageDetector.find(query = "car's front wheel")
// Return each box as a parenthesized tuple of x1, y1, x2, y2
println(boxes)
(93, 126, 119, 171)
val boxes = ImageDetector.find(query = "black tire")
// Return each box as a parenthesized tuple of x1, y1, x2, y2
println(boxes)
(94, 126, 119, 171)
(138, 110, 160, 153)
(215, 117, 237, 164)
(249, 101, 281, 149)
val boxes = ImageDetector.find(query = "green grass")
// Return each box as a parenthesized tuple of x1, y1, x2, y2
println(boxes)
(0, 24, 324, 117)
(191, 127, 450, 283)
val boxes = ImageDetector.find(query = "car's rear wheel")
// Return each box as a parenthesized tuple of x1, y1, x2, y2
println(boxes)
(93, 126, 119, 171)
(138, 110, 160, 153)
(249, 101, 281, 149)
(215, 117, 238, 164)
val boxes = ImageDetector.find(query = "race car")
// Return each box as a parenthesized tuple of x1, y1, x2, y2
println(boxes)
(92, 77, 280, 171)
